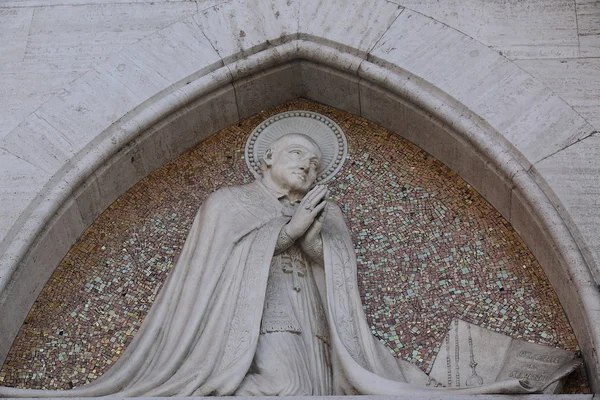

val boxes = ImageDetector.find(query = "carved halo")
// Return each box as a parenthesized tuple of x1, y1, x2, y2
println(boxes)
(245, 111, 348, 183)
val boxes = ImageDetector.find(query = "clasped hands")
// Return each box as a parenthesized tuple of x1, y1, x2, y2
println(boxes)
(285, 185, 329, 254)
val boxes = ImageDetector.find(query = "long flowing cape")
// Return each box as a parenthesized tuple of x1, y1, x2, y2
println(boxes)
(1, 182, 573, 397)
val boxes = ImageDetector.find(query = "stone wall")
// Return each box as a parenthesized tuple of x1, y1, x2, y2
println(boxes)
(1, 0, 599, 392)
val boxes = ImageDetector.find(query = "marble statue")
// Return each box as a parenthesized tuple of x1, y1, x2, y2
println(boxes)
(0, 112, 581, 397)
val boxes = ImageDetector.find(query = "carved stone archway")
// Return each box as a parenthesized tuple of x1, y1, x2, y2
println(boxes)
(0, 0, 598, 391)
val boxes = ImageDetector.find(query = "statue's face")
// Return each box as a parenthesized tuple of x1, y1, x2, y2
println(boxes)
(267, 136, 322, 194)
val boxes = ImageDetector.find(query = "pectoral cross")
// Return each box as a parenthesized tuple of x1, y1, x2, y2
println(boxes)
(283, 264, 305, 292)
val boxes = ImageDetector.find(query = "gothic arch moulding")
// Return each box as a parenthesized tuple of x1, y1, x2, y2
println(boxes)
(0, 0, 598, 391)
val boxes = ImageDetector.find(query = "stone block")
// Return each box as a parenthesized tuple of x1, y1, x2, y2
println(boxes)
(395, 0, 579, 59)
(234, 62, 303, 120)
(369, 9, 510, 103)
(0, 195, 84, 367)
(532, 134, 600, 285)
(193, 0, 299, 66)
(0, 149, 50, 252)
(300, 61, 361, 116)
(19, 2, 196, 72)
(34, 69, 148, 156)
(298, 0, 403, 57)
(577, 0, 600, 57)
(501, 90, 593, 164)
(0, 113, 75, 175)
(94, 17, 222, 106)
(515, 58, 600, 131)
(0, 69, 81, 141)
(367, 9, 593, 167)
(0, 2, 197, 139)
(0, 7, 33, 64)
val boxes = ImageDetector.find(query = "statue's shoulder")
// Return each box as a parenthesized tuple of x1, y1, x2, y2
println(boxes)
(326, 200, 344, 217)
(208, 182, 277, 221)
(201, 184, 250, 214)
(217, 181, 265, 202)
(206, 182, 257, 202)
(324, 200, 350, 231)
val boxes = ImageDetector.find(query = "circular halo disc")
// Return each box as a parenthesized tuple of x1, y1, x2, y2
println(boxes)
(245, 110, 348, 183)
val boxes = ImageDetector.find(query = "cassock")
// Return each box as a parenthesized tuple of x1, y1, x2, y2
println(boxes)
(0, 181, 554, 397)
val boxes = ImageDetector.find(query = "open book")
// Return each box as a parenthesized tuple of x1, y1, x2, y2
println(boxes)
(428, 319, 581, 393)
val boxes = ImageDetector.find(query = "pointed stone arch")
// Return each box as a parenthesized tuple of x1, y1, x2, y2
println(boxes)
(0, 0, 598, 390)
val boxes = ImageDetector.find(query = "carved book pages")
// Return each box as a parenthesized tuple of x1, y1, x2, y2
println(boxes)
(429, 319, 578, 393)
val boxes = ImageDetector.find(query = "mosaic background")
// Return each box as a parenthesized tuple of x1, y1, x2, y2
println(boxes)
(0, 99, 588, 393)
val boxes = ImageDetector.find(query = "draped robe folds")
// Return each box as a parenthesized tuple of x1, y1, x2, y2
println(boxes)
(0, 181, 577, 397)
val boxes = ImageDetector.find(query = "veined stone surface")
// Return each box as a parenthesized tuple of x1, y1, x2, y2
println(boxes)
(298, 0, 403, 57)
(0, 0, 600, 393)
(576, 0, 600, 57)
(367, 9, 595, 167)
(0, 7, 34, 64)
(0, 149, 51, 242)
(533, 134, 600, 285)
(194, 0, 299, 64)
(515, 58, 600, 131)
(0, 2, 199, 140)
(395, 0, 580, 59)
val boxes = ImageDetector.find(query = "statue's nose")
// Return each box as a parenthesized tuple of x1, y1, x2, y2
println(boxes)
(298, 159, 310, 171)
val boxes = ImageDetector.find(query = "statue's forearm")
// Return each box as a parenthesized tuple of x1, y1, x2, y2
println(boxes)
(274, 224, 296, 255)
(274, 225, 324, 266)
(302, 236, 324, 266)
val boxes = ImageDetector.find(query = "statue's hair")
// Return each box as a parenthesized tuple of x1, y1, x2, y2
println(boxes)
(260, 133, 322, 172)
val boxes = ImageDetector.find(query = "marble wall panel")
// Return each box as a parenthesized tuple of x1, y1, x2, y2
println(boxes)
(93, 18, 222, 104)
(368, 9, 594, 166)
(0, 150, 51, 251)
(515, 58, 600, 131)
(0, 0, 219, 6)
(300, 61, 361, 116)
(576, 0, 600, 57)
(193, 0, 300, 65)
(20, 2, 196, 72)
(0, 113, 75, 175)
(0, 7, 33, 64)
(532, 134, 600, 285)
(395, 0, 580, 59)
(0, 70, 81, 141)
(0, 2, 197, 138)
(233, 62, 303, 119)
(368, 10, 511, 104)
(33, 69, 145, 155)
(501, 91, 593, 164)
(298, 0, 403, 57)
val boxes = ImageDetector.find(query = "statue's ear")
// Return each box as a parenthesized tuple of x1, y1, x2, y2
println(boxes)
(263, 148, 274, 167)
